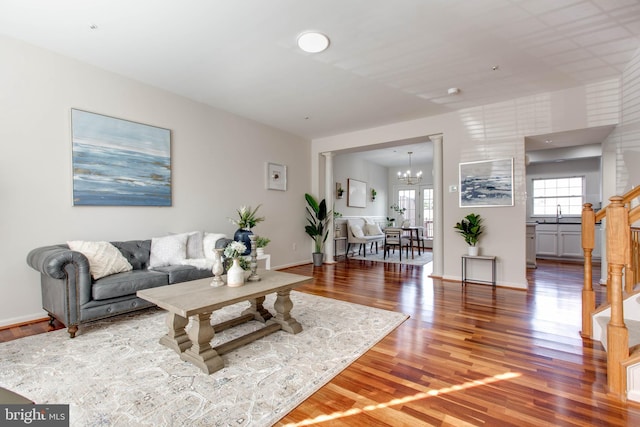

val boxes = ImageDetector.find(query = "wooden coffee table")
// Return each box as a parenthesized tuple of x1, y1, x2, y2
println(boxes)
(137, 270, 313, 374)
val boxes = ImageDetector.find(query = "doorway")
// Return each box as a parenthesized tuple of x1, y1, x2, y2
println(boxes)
(395, 185, 434, 247)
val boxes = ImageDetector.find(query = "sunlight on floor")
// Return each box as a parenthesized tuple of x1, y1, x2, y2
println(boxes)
(282, 371, 521, 426)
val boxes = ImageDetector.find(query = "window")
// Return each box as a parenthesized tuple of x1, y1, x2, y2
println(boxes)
(532, 177, 584, 216)
(423, 188, 434, 237)
(398, 189, 416, 225)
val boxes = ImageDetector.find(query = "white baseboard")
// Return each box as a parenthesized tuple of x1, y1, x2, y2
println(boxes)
(442, 275, 527, 289)
(272, 260, 312, 270)
(0, 311, 49, 328)
(627, 390, 640, 403)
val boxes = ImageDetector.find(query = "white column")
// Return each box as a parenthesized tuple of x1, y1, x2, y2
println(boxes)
(430, 134, 444, 277)
(322, 152, 336, 263)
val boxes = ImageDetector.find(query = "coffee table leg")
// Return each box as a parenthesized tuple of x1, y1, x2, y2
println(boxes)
(268, 289, 302, 334)
(242, 296, 273, 322)
(160, 312, 191, 354)
(180, 312, 224, 374)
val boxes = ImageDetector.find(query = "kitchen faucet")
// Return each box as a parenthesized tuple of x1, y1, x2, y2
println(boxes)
(556, 204, 562, 221)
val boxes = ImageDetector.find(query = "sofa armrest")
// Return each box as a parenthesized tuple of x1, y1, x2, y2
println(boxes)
(26, 245, 91, 280)
(26, 245, 94, 332)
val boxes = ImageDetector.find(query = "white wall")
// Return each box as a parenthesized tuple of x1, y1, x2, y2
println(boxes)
(333, 153, 387, 217)
(0, 35, 311, 326)
(311, 80, 621, 289)
(604, 47, 640, 197)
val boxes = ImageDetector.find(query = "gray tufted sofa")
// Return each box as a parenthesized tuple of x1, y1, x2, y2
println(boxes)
(27, 238, 231, 338)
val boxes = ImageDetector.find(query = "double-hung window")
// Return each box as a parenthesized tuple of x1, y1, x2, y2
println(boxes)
(532, 177, 584, 216)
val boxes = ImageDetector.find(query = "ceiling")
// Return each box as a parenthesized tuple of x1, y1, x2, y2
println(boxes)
(1, 0, 639, 144)
(351, 138, 435, 168)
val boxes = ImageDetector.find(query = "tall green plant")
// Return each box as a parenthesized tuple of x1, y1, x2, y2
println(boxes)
(305, 193, 331, 253)
(454, 213, 484, 246)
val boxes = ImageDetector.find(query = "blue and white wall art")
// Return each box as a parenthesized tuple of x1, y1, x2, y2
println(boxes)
(459, 158, 513, 207)
(71, 109, 171, 206)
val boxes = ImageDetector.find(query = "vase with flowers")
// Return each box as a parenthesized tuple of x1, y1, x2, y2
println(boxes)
(229, 205, 265, 255)
(224, 241, 248, 287)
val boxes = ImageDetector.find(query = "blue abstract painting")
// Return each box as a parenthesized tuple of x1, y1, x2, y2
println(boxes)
(71, 109, 171, 206)
(459, 158, 513, 207)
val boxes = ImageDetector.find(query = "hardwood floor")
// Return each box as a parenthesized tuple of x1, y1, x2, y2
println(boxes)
(2, 257, 639, 426)
(276, 258, 640, 426)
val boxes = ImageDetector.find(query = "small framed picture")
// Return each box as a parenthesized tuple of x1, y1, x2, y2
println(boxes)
(266, 162, 287, 191)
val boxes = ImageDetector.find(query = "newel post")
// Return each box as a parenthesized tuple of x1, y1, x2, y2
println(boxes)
(581, 203, 595, 337)
(606, 196, 629, 397)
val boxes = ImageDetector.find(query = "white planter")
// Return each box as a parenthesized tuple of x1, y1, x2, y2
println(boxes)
(468, 246, 479, 256)
(257, 248, 265, 256)
(226, 258, 245, 287)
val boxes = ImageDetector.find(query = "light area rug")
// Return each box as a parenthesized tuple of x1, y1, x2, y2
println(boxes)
(0, 291, 408, 427)
(348, 249, 433, 266)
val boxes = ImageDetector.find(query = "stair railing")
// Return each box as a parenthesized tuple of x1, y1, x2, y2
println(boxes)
(582, 187, 640, 335)
(605, 196, 630, 396)
(581, 187, 640, 399)
(581, 203, 596, 337)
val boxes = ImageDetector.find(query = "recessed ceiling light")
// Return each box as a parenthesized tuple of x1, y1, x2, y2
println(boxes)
(89, 24, 98, 30)
(447, 87, 460, 95)
(297, 32, 330, 53)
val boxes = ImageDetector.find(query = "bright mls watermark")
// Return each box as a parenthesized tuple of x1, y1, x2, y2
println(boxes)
(1, 405, 69, 426)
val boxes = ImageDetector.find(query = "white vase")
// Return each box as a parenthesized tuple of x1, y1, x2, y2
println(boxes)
(256, 247, 265, 256)
(226, 258, 245, 287)
(468, 246, 479, 256)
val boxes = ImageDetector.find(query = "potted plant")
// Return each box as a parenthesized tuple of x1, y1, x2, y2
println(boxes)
(454, 213, 484, 256)
(228, 205, 265, 255)
(255, 236, 270, 256)
(371, 188, 377, 201)
(336, 183, 344, 199)
(305, 193, 331, 266)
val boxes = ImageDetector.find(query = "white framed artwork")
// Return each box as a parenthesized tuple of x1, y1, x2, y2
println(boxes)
(266, 162, 287, 191)
(348, 178, 366, 208)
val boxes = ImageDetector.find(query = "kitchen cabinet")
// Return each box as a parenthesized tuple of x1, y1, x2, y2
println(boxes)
(535, 222, 601, 260)
(558, 224, 582, 257)
(536, 223, 559, 257)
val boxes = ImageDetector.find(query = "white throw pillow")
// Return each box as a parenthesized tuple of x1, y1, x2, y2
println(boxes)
(363, 217, 375, 225)
(149, 234, 189, 268)
(365, 223, 383, 236)
(350, 224, 365, 238)
(203, 233, 228, 260)
(67, 240, 133, 280)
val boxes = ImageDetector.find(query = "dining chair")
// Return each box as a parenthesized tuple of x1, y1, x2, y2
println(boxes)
(383, 228, 410, 260)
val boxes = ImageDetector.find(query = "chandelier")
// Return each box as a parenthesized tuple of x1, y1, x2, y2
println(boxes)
(397, 151, 423, 185)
